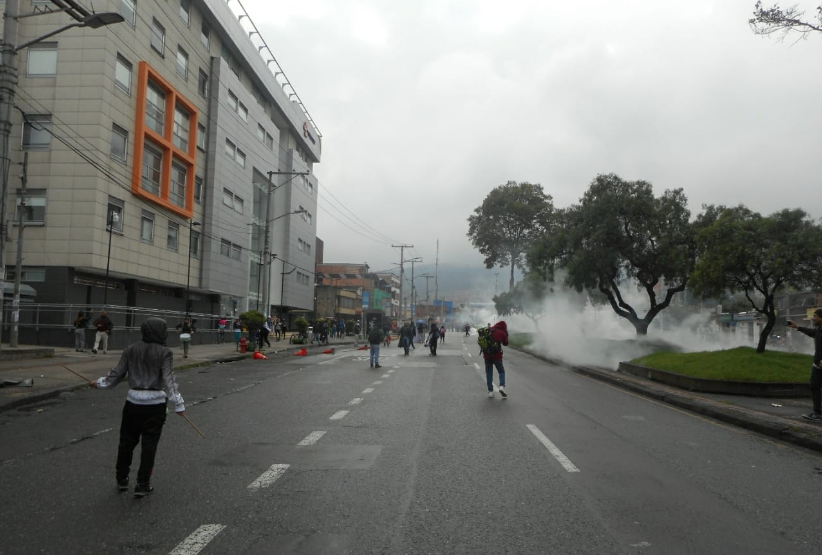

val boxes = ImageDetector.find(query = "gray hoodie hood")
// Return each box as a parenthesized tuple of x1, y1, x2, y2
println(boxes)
(142, 318, 168, 345)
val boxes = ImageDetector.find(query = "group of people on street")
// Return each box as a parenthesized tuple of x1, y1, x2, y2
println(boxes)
(72, 309, 113, 354)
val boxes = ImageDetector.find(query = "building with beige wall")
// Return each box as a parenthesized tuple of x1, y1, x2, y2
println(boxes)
(1, 0, 321, 334)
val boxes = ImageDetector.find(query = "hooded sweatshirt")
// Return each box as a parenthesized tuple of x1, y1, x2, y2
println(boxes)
(483, 321, 509, 361)
(95, 318, 185, 412)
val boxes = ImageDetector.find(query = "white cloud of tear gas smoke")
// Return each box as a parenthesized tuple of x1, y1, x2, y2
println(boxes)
(470, 283, 764, 370)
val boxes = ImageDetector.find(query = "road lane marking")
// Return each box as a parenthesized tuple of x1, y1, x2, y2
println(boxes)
(467, 353, 472, 358)
(473, 363, 480, 370)
(248, 464, 290, 490)
(387, 369, 395, 373)
(349, 398, 363, 405)
(168, 524, 226, 555)
(381, 374, 390, 378)
(297, 431, 326, 446)
(527, 425, 580, 473)
(372, 380, 383, 385)
(330, 410, 349, 420)
(362, 388, 375, 394)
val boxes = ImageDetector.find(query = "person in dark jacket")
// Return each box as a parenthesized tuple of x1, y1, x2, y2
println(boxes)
(427, 321, 440, 356)
(175, 317, 196, 358)
(92, 309, 113, 354)
(484, 321, 510, 398)
(73, 311, 90, 352)
(91, 318, 185, 497)
(788, 308, 822, 421)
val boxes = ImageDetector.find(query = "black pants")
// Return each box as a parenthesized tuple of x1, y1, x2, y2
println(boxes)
(261, 329, 271, 347)
(429, 336, 438, 355)
(116, 402, 167, 484)
(811, 366, 822, 414)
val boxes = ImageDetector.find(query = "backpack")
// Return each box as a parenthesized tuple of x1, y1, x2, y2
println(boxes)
(368, 327, 382, 344)
(477, 327, 500, 356)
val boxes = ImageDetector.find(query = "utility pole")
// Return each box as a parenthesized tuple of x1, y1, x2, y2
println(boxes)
(434, 239, 439, 313)
(392, 244, 412, 320)
(9, 152, 26, 347)
(404, 257, 421, 319)
(419, 274, 432, 312)
(0, 0, 21, 351)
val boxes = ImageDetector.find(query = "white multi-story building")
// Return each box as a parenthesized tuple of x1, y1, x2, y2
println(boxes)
(1, 0, 321, 334)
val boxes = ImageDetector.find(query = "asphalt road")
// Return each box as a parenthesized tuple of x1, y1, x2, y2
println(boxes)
(1, 335, 821, 555)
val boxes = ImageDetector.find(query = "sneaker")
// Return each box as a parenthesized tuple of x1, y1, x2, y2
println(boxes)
(801, 413, 822, 421)
(116, 478, 129, 492)
(488, 391, 494, 398)
(375, 364, 382, 368)
(499, 386, 507, 398)
(133, 483, 153, 498)
(91, 349, 97, 354)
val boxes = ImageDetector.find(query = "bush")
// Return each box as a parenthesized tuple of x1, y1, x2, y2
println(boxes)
(239, 310, 265, 339)
(294, 317, 309, 335)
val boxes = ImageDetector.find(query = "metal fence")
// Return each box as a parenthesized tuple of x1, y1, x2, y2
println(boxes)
(1, 303, 228, 349)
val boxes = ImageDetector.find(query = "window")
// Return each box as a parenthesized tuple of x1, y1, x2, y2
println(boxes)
(233, 196, 244, 214)
(141, 211, 155, 243)
(238, 102, 248, 122)
(190, 230, 200, 258)
(107, 197, 124, 233)
(141, 143, 163, 196)
(120, 0, 136, 26)
(257, 124, 265, 143)
(179, 0, 191, 25)
(27, 43, 57, 76)
(194, 175, 203, 204)
(197, 123, 206, 151)
(173, 107, 189, 150)
(222, 189, 243, 214)
(265, 132, 274, 150)
(220, 239, 231, 257)
(252, 84, 266, 106)
(235, 148, 245, 169)
(198, 69, 208, 97)
(201, 22, 210, 50)
(176, 46, 188, 78)
(227, 90, 238, 112)
(231, 244, 242, 260)
(298, 238, 312, 256)
(167, 221, 179, 251)
(170, 162, 187, 207)
(110, 124, 128, 163)
(225, 139, 235, 160)
(145, 83, 165, 134)
(6, 267, 46, 282)
(115, 54, 132, 94)
(22, 114, 52, 150)
(221, 45, 239, 77)
(151, 18, 165, 56)
(296, 271, 310, 286)
(16, 189, 46, 224)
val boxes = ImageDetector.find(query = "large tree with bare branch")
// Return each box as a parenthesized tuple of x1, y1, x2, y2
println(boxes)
(750, 1, 822, 39)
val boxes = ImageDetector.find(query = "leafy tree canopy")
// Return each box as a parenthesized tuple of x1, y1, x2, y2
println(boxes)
(691, 205, 822, 352)
(528, 173, 695, 335)
(467, 181, 556, 291)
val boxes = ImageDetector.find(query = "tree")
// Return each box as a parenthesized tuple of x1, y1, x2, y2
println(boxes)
(493, 274, 552, 333)
(528, 173, 695, 336)
(467, 181, 556, 291)
(690, 205, 822, 353)
(749, 1, 822, 39)
(239, 310, 265, 345)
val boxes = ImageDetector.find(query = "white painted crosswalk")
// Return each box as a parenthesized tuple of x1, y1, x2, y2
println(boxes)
(168, 524, 226, 555)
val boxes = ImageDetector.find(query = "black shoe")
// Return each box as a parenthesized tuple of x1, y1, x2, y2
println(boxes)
(134, 483, 153, 498)
(370, 363, 374, 368)
(375, 364, 382, 368)
(117, 478, 129, 492)
(802, 413, 822, 421)
(91, 349, 97, 354)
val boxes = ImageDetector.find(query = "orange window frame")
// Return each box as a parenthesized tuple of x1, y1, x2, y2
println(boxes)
(131, 61, 198, 219)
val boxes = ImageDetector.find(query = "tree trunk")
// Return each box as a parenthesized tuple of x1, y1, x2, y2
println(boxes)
(509, 264, 515, 292)
(756, 311, 776, 354)
(632, 319, 649, 336)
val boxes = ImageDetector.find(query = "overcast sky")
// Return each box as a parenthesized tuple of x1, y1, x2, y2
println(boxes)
(236, 0, 822, 276)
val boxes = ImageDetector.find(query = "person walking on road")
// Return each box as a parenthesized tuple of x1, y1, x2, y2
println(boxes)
(175, 317, 196, 359)
(73, 311, 90, 352)
(233, 319, 243, 350)
(90, 317, 185, 498)
(92, 309, 113, 354)
(440, 325, 446, 345)
(427, 321, 440, 356)
(368, 324, 384, 368)
(218, 317, 227, 344)
(788, 308, 822, 421)
(482, 321, 509, 399)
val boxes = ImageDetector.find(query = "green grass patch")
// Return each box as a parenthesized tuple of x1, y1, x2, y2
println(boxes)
(631, 347, 813, 383)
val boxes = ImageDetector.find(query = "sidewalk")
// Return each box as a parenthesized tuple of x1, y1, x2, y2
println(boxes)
(0, 336, 357, 413)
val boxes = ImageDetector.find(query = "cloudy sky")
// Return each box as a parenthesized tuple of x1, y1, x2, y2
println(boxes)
(235, 0, 822, 276)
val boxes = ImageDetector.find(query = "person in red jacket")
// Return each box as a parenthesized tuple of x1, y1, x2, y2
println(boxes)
(484, 321, 509, 398)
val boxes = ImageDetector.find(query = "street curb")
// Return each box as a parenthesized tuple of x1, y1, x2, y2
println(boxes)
(514, 347, 822, 455)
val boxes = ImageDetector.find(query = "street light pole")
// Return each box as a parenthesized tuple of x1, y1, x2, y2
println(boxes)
(404, 257, 421, 319)
(185, 220, 200, 317)
(103, 209, 119, 307)
(9, 152, 26, 347)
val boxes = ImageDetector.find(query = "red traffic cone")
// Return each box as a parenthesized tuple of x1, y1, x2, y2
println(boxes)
(253, 351, 268, 360)
(357, 345, 369, 351)
(294, 348, 308, 356)
(322, 347, 335, 354)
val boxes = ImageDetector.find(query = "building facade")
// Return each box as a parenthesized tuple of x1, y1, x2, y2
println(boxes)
(1, 0, 321, 334)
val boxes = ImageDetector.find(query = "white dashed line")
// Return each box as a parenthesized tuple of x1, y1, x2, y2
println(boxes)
(473, 363, 480, 370)
(372, 380, 383, 385)
(387, 369, 395, 373)
(168, 524, 226, 555)
(297, 431, 326, 446)
(381, 374, 390, 378)
(467, 353, 472, 358)
(349, 398, 363, 405)
(329, 410, 349, 420)
(248, 463, 290, 490)
(362, 388, 375, 394)
(527, 425, 580, 473)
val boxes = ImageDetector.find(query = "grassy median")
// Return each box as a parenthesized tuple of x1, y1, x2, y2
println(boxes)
(631, 347, 813, 383)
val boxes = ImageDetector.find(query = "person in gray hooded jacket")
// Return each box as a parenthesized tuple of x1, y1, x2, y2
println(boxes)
(91, 317, 185, 497)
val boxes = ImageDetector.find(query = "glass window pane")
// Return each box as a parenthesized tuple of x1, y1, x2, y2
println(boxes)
(221, 239, 231, 257)
(222, 188, 233, 207)
(27, 45, 57, 76)
(120, 0, 135, 26)
(176, 47, 188, 78)
(141, 212, 154, 243)
(194, 176, 203, 203)
(22, 115, 52, 150)
(180, 0, 191, 25)
(170, 162, 187, 207)
(197, 123, 206, 150)
(107, 197, 124, 232)
(145, 84, 165, 134)
(141, 144, 162, 196)
(238, 103, 248, 122)
(115, 55, 131, 93)
(151, 19, 165, 55)
(225, 139, 234, 158)
(173, 107, 189, 150)
(190, 231, 200, 257)
(228, 91, 238, 112)
(168, 222, 179, 251)
(198, 69, 208, 97)
(201, 22, 210, 50)
(111, 124, 127, 162)
(236, 149, 245, 169)
(234, 196, 243, 214)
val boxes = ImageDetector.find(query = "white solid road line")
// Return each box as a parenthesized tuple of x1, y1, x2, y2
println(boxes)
(168, 524, 226, 555)
(349, 398, 363, 405)
(330, 410, 349, 420)
(362, 387, 375, 394)
(297, 431, 326, 446)
(526, 424, 580, 473)
(248, 464, 291, 490)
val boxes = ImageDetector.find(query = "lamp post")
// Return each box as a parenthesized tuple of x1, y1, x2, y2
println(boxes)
(185, 220, 201, 317)
(102, 210, 119, 307)
(260, 208, 305, 315)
